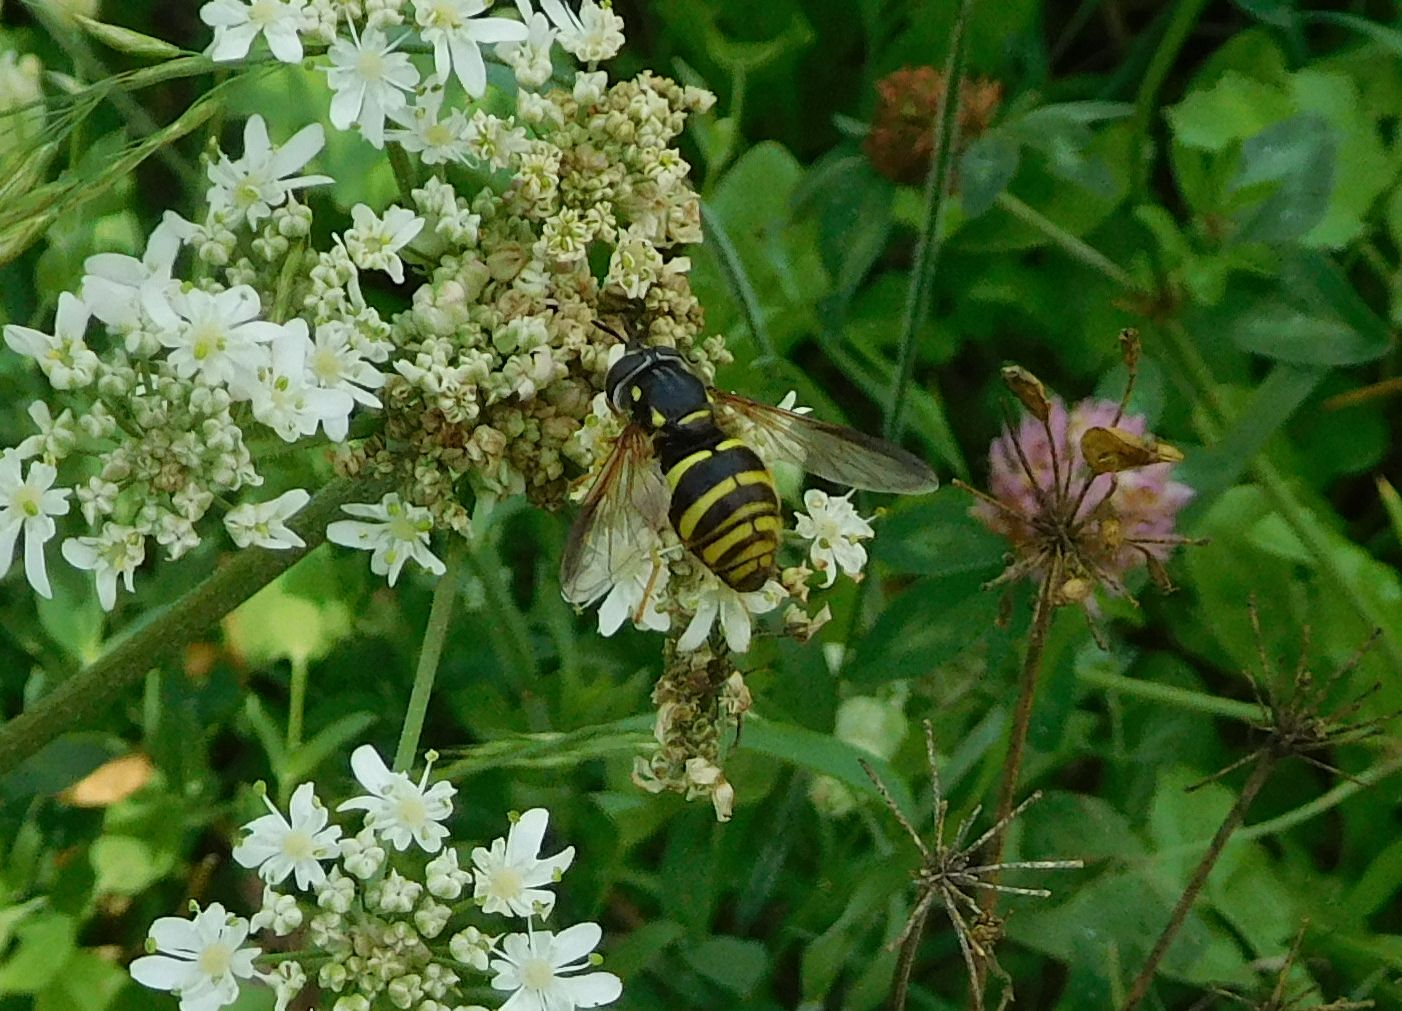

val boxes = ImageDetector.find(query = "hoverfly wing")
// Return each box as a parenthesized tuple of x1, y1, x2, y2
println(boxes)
(711, 390, 939, 494)
(560, 425, 670, 605)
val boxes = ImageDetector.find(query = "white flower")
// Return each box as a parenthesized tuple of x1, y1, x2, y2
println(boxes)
(326, 492, 445, 586)
(0, 452, 70, 599)
(81, 212, 188, 341)
(415, 898, 452, 938)
(202, 0, 308, 62)
(676, 574, 785, 654)
(539, 0, 624, 62)
(344, 203, 424, 284)
(323, 25, 419, 148)
(206, 116, 332, 228)
(794, 489, 875, 587)
(233, 782, 343, 889)
(158, 285, 281, 386)
(389, 86, 473, 166)
(588, 537, 669, 637)
(449, 926, 494, 971)
(234, 323, 356, 442)
(61, 523, 146, 611)
(497, 11, 555, 88)
(425, 847, 473, 899)
(490, 923, 622, 1011)
(337, 744, 456, 852)
(307, 321, 386, 438)
(370, 868, 423, 913)
(15, 401, 78, 463)
(315, 866, 355, 913)
(261, 961, 306, 1011)
(129, 903, 261, 1011)
(337, 826, 386, 879)
(248, 886, 304, 935)
(472, 808, 575, 919)
(224, 489, 311, 550)
(3, 292, 100, 390)
(414, 0, 529, 97)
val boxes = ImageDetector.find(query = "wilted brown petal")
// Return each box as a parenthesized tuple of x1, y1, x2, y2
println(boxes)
(1080, 426, 1184, 474)
(1000, 366, 1052, 422)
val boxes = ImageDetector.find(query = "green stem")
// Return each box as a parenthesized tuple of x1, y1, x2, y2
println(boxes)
(700, 201, 776, 362)
(1128, 0, 1212, 197)
(1234, 752, 1402, 842)
(393, 539, 467, 773)
(387, 143, 419, 207)
(995, 193, 1137, 290)
(1077, 667, 1262, 723)
(287, 656, 309, 751)
(462, 544, 537, 687)
(270, 242, 305, 325)
(886, 0, 973, 441)
(0, 474, 390, 776)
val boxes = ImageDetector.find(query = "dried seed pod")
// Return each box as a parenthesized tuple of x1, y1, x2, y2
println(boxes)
(1000, 365, 1052, 422)
(1080, 426, 1184, 474)
(1118, 328, 1141, 371)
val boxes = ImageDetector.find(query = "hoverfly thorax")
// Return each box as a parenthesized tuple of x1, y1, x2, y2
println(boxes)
(605, 346, 710, 432)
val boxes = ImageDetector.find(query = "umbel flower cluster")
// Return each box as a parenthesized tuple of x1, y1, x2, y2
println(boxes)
(1, 0, 891, 815)
(130, 744, 621, 1011)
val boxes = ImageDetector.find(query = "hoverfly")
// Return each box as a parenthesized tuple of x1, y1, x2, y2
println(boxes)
(560, 338, 939, 607)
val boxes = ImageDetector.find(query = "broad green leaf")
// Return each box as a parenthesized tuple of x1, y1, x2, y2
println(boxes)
(959, 132, 1020, 217)
(683, 936, 769, 996)
(0, 912, 76, 994)
(845, 572, 1001, 685)
(1230, 114, 1334, 243)
(34, 951, 127, 1011)
(224, 577, 351, 670)
(871, 492, 1005, 578)
(1167, 71, 1293, 151)
(91, 836, 172, 897)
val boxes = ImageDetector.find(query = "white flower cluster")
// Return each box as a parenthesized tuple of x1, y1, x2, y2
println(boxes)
(0, 112, 398, 608)
(130, 744, 621, 1011)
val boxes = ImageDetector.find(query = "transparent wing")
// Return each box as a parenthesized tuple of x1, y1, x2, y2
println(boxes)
(560, 426, 669, 605)
(712, 390, 939, 494)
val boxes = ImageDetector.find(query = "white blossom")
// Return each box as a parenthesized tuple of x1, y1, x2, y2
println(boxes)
(337, 826, 387, 880)
(323, 26, 419, 148)
(472, 808, 575, 918)
(539, 0, 624, 62)
(206, 116, 332, 229)
(202, 0, 308, 62)
(14, 401, 78, 463)
(425, 847, 473, 900)
(3, 292, 100, 389)
(315, 866, 356, 913)
(337, 744, 456, 852)
(344, 203, 424, 284)
(490, 923, 622, 1011)
(794, 489, 875, 587)
(234, 323, 356, 442)
(676, 574, 785, 654)
(158, 285, 281, 386)
(389, 86, 473, 166)
(128, 903, 261, 1011)
(232, 782, 343, 889)
(61, 523, 146, 611)
(326, 492, 446, 586)
(414, 0, 529, 97)
(223, 489, 311, 550)
(370, 868, 423, 913)
(0, 451, 70, 598)
(248, 886, 304, 935)
(449, 926, 494, 971)
(587, 536, 669, 637)
(497, 11, 555, 88)
(307, 321, 387, 439)
(81, 212, 188, 345)
(261, 961, 307, 1011)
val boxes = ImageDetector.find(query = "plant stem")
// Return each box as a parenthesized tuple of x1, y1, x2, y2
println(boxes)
(387, 142, 419, 206)
(995, 193, 1137, 290)
(287, 656, 309, 750)
(1128, 0, 1212, 196)
(0, 473, 390, 776)
(886, 0, 973, 441)
(699, 201, 776, 362)
(393, 539, 467, 773)
(1120, 751, 1276, 1011)
(1077, 667, 1262, 723)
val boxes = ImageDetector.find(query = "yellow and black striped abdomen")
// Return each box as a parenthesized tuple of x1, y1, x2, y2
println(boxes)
(665, 438, 781, 592)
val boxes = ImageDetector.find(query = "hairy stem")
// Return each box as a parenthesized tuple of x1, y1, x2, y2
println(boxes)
(886, 0, 973, 442)
(287, 656, 310, 750)
(0, 473, 390, 776)
(393, 539, 467, 773)
(1120, 751, 1276, 1011)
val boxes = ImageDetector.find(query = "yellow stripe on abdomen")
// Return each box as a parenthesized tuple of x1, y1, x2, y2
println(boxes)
(665, 448, 712, 491)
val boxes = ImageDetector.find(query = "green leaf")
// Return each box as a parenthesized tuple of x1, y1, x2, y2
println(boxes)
(959, 132, 1020, 217)
(682, 936, 769, 996)
(846, 572, 1001, 685)
(224, 577, 351, 670)
(0, 912, 76, 994)
(1230, 114, 1334, 243)
(1304, 11, 1402, 57)
(872, 493, 1005, 578)
(1167, 71, 1293, 151)
(91, 836, 172, 897)
(741, 716, 916, 821)
(794, 152, 893, 304)
(1230, 0, 1297, 26)
(34, 951, 127, 1011)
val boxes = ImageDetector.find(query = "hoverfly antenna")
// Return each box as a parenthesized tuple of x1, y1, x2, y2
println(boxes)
(593, 319, 641, 348)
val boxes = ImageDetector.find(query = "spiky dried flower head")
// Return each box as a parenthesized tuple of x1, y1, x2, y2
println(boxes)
(1206, 920, 1375, 1010)
(865, 66, 1004, 184)
(963, 336, 1196, 618)
(1190, 600, 1390, 792)
(861, 721, 1082, 1011)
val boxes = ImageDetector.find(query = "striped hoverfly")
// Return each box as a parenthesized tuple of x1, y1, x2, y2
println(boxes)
(559, 340, 939, 608)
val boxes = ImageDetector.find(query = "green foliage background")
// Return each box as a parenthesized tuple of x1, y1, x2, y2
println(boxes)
(1, 0, 1402, 1009)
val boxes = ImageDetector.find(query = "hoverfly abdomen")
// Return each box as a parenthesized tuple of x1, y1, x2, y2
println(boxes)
(659, 433, 781, 592)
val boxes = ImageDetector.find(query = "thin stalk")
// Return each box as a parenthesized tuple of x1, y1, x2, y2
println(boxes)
(890, 901, 933, 1011)
(995, 193, 1136, 290)
(886, 0, 974, 441)
(387, 142, 419, 207)
(699, 201, 776, 362)
(393, 539, 467, 773)
(0, 473, 390, 775)
(1128, 0, 1212, 196)
(287, 655, 309, 750)
(462, 544, 537, 687)
(1077, 667, 1262, 723)
(1120, 751, 1276, 1011)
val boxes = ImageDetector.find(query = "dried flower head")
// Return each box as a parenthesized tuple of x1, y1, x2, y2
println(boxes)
(1204, 921, 1375, 1010)
(1190, 600, 1390, 792)
(865, 66, 1003, 184)
(862, 721, 1082, 1011)
(964, 333, 1196, 624)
